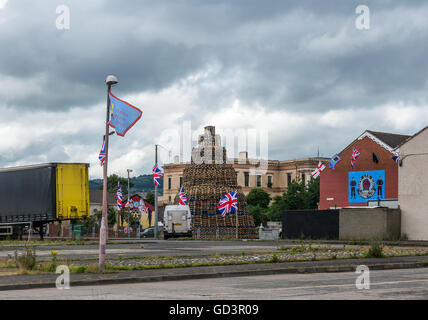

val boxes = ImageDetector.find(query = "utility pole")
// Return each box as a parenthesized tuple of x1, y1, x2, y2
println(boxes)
(127, 169, 133, 239)
(154, 144, 159, 239)
(99, 75, 118, 272)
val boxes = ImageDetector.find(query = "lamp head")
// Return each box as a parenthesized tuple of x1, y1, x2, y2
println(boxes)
(105, 75, 118, 86)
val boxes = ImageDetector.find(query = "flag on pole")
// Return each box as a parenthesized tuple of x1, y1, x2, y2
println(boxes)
(329, 154, 342, 170)
(311, 161, 326, 179)
(351, 147, 361, 169)
(98, 139, 106, 166)
(116, 182, 123, 210)
(218, 191, 238, 217)
(152, 164, 163, 187)
(179, 187, 188, 205)
(108, 92, 142, 137)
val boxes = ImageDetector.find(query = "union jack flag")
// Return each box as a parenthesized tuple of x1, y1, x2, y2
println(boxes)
(179, 186, 187, 206)
(116, 182, 123, 210)
(351, 147, 360, 169)
(98, 139, 106, 166)
(218, 191, 238, 217)
(152, 164, 163, 187)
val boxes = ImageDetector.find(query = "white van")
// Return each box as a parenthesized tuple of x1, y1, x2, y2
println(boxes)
(163, 205, 192, 239)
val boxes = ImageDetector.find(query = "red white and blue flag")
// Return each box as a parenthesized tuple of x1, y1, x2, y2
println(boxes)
(152, 164, 163, 187)
(311, 161, 326, 179)
(116, 182, 123, 210)
(218, 191, 238, 217)
(98, 139, 106, 166)
(351, 147, 360, 169)
(179, 187, 188, 206)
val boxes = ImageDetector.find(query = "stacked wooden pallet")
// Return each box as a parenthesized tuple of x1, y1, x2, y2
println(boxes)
(174, 140, 258, 239)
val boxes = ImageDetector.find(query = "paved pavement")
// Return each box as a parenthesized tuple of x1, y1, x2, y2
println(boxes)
(1, 267, 427, 299)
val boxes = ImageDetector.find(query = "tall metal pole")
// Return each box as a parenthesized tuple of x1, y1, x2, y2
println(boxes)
(99, 75, 117, 273)
(128, 170, 130, 238)
(127, 169, 132, 238)
(154, 144, 159, 239)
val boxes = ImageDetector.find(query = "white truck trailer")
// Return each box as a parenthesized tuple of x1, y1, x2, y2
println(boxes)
(163, 205, 192, 239)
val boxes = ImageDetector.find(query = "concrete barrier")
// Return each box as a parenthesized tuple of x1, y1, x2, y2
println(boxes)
(339, 207, 401, 240)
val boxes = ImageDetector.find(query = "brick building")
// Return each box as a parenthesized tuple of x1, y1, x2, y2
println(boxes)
(319, 130, 410, 210)
(160, 152, 328, 205)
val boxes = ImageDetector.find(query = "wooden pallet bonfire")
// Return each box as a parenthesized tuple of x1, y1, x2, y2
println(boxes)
(174, 126, 258, 239)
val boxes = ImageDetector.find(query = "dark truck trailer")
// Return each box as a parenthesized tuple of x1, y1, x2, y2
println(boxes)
(0, 163, 90, 239)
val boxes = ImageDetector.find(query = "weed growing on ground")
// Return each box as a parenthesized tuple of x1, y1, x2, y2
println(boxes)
(13, 246, 37, 271)
(364, 241, 384, 258)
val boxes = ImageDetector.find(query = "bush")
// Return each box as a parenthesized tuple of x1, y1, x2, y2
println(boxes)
(365, 241, 384, 258)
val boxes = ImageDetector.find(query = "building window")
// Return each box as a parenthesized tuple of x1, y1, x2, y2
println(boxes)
(267, 175, 273, 188)
(287, 173, 292, 186)
(256, 175, 262, 188)
(301, 173, 306, 186)
(244, 172, 249, 187)
(168, 196, 171, 203)
(179, 177, 183, 188)
(168, 177, 172, 190)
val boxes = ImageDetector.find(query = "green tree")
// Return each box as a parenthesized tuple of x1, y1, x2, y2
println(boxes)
(98, 174, 134, 195)
(145, 192, 155, 206)
(248, 205, 269, 227)
(107, 207, 117, 226)
(266, 195, 285, 221)
(282, 180, 307, 210)
(266, 178, 320, 221)
(306, 178, 320, 209)
(246, 188, 272, 208)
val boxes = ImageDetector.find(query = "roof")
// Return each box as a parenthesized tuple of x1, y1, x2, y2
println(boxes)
(89, 190, 116, 205)
(341, 130, 412, 155)
(0, 162, 90, 173)
(365, 130, 411, 149)
(394, 126, 428, 150)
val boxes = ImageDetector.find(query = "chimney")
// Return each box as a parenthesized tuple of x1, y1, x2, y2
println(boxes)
(239, 151, 248, 160)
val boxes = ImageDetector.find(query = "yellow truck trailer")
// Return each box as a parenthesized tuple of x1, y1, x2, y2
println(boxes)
(0, 163, 90, 239)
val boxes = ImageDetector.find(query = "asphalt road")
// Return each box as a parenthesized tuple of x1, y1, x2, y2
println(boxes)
(1, 267, 427, 300)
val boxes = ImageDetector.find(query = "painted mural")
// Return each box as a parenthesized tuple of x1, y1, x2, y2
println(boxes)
(348, 170, 385, 203)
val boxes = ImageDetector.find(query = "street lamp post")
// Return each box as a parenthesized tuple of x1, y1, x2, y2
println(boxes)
(154, 145, 158, 239)
(98, 75, 118, 273)
(127, 169, 133, 239)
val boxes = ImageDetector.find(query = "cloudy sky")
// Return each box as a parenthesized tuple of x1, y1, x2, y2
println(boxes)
(1, 0, 428, 178)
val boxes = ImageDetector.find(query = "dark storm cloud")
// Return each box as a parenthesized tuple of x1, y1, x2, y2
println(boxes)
(1, 0, 428, 174)
(1, 0, 427, 113)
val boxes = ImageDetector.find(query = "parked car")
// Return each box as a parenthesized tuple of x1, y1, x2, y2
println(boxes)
(140, 226, 162, 238)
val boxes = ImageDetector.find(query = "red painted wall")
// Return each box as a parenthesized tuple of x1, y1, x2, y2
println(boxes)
(319, 136, 398, 209)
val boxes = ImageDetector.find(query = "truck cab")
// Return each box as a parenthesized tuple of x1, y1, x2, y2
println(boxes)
(163, 205, 192, 239)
